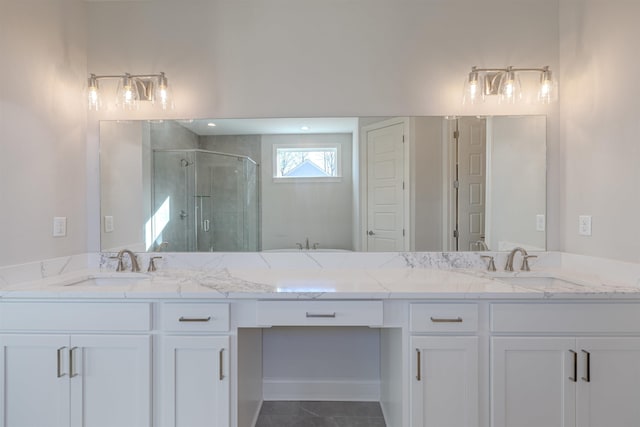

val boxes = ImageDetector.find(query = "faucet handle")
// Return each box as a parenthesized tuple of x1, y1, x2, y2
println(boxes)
(521, 255, 538, 272)
(109, 256, 125, 272)
(312, 243, 320, 250)
(295, 243, 303, 250)
(480, 255, 496, 272)
(147, 256, 162, 272)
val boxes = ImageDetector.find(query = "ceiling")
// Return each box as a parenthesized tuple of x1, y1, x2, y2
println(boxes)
(178, 117, 359, 136)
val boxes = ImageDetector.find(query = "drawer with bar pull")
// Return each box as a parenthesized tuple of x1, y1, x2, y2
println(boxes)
(410, 303, 478, 333)
(256, 300, 383, 327)
(161, 303, 229, 332)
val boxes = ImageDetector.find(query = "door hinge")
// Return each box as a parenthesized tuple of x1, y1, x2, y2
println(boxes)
(402, 181, 405, 190)
(453, 130, 460, 139)
(453, 229, 459, 238)
(453, 180, 459, 189)
(402, 135, 405, 143)
(403, 229, 406, 237)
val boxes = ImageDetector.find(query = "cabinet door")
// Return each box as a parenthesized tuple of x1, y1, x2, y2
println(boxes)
(491, 337, 575, 427)
(411, 336, 478, 427)
(576, 338, 640, 427)
(0, 334, 70, 427)
(69, 335, 151, 427)
(161, 335, 230, 427)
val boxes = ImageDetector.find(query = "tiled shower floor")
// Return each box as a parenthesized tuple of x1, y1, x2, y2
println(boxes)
(254, 401, 387, 427)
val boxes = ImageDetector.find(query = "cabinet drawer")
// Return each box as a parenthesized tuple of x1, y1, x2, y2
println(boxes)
(491, 303, 640, 333)
(0, 302, 150, 331)
(161, 303, 230, 332)
(410, 303, 478, 333)
(256, 301, 383, 326)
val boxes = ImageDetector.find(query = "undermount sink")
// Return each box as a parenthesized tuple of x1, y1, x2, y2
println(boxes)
(64, 273, 150, 287)
(496, 275, 582, 288)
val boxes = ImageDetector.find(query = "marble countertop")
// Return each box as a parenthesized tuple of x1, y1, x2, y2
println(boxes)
(1, 251, 640, 300)
(2, 264, 639, 300)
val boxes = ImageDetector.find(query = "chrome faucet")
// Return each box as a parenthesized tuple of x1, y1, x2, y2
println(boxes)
(305, 237, 310, 250)
(113, 249, 141, 272)
(504, 247, 537, 272)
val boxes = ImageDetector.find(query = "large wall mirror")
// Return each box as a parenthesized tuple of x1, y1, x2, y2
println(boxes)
(100, 116, 546, 253)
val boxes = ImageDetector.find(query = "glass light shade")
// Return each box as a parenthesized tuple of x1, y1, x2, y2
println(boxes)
(499, 70, 522, 104)
(155, 73, 174, 110)
(116, 75, 139, 110)
(87, 76, 101, 111)
(462, 70, 484, 105)
(538, 68, 557, 104)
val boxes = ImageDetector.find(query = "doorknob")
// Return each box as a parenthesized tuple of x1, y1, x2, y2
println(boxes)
(368, 230, 375, 236)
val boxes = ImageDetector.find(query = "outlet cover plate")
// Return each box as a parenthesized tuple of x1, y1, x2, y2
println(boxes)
(579, 215, 592, 236)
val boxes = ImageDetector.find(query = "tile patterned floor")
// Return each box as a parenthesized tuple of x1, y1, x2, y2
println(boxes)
(255, 401, 387, 427)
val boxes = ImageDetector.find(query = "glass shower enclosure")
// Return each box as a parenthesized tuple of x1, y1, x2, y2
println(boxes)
(150, 149, 259, 252)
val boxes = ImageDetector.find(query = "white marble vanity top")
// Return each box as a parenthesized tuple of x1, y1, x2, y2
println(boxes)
(0, 251, 639, 300)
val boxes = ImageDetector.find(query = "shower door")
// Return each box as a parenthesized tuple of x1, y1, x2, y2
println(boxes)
(152, 149, 259, 252)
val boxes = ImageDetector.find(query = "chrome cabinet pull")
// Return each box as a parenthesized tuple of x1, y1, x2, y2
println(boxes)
(416, 349, 422, 381)
(581, 350, 591, 382)
(178, 316, 212, 322)
(219, 349, 225, 381)
(57, 347, 67, 378)
(69, 347, 79, 378)
(305, 312, 336, 318)
(430, 317, 463, 323)
(569, 350, 577, 382)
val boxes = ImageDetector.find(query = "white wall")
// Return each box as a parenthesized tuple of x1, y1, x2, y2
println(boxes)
(486, 116, 546, 251)
(0, 0, 87, 266)
(261, 133, 353, 250)
(559, 0, 640, 262)
(85, 0, 561, 252)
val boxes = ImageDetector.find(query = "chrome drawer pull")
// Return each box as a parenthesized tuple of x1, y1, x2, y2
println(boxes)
(416, 349, 422, 381)
(57, 347, 67, 378)
(430, 316, 463, 323)
(219, 349, 225, 381)
(69, 347, 79, 378)
(305, 312, 336, 318)
(178, 316, 212, 322)
(569, 350, 577, 382)
(582, 350, 591, 382)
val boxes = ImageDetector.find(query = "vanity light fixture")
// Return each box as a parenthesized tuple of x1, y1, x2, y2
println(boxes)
(463, 65, 557, 105)
(87, 72, 174, 111)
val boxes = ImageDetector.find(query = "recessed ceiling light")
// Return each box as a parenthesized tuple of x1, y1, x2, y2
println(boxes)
(207, 122, 216, 127)
(301, 126, 310, 131)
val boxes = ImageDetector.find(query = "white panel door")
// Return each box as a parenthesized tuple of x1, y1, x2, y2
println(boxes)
(411, 336, 478, 427)
(457, 117, 486, 251)
(69, 335, 151, 427)
(0, 335, 70, 427)
(491, 337, 576, 427)
(161, 335, 229, 427)
(366, 122, 405, 251)
(576, 338, 640, 427)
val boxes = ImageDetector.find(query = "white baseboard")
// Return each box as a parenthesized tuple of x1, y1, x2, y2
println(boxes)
(263, 378, 380, 401)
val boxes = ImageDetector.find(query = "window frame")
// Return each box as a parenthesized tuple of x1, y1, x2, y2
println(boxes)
(272, 142, 343, 183)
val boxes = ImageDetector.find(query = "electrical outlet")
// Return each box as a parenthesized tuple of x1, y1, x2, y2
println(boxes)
(104, 216, 114, 233)
(53, 217, 67, 237)
(536, 214, 546, 232)
(578, 215, 592, 236)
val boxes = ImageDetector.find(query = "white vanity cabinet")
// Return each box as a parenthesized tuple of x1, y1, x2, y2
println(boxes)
(0, 302, 152, 427)
(491, 303, 640, 427)
(410, 304, 480, 427)
(158, 303, 230, 427)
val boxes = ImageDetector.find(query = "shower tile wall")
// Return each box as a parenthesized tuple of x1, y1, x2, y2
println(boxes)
(199, 134, 261, 162)
(150, 121, 199, 149)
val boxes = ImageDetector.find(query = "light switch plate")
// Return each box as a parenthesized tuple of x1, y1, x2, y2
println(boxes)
(104, 216, 114, 233)
(578, 215, 592, 236)
(53, 217, 67, 237)
(536, 214, 546, 232)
